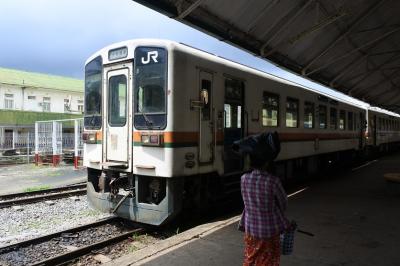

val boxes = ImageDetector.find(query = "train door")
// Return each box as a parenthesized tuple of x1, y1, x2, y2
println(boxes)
(103, 65, 132, 168)
(223, 79, 244, 173)
(198, 71, 214, 163)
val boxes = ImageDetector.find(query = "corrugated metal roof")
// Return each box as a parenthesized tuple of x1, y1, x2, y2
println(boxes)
(0, 67, 83, 93)
(133, 0, 400, 112)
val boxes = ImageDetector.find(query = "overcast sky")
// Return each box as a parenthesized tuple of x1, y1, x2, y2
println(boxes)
(0, 0, 367, 106)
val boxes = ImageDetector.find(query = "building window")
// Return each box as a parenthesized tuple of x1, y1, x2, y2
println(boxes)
(77, 99, 84, 112)
(330, 108, 337, 130)
(339, 110, 346, 130)
(286, 97, 299, 128)
(304, 101, 314, 129)
(348, 112, 354, 131)
(4, 94, 14, 109)
(28, 95, 36, 100)
(319, 105, 327, 129)
(262, 92, 279, 127)
(42, 97, 51, 112)
(64, 99, 70, 112)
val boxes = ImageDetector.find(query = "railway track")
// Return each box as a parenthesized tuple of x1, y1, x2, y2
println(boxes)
(0, 216, 144, 266)
(0, 183, 87, 209)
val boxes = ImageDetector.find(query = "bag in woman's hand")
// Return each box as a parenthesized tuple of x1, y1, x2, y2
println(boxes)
(280, 220, 297, 255)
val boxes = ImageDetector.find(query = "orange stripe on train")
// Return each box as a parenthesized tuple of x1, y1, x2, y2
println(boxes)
(133, 131, 224, 144)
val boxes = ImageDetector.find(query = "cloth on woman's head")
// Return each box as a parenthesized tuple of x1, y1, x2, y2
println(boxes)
(232, 131, 280, 166)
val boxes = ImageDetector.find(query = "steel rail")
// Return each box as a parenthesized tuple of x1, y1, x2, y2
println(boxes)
(0, 183, 86, 200)
(0, 216, 144, 266)
(31, 227, 144, 266)
(0, 188, 87, 209)
(0, 217, 119, 254)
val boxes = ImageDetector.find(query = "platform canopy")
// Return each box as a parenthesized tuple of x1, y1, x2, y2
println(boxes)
(133, 0, 400, 112)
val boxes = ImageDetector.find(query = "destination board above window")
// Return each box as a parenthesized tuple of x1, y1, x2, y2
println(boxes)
(109, 47, 128, 61)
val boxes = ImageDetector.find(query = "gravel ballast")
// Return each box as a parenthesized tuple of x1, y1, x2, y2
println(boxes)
(0, 221, 131, 266)
(0, 196, 110, 247)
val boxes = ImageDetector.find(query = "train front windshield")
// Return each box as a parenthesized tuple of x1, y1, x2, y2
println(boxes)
(134, 47, 167, 129)
(84, 56, 103, 130)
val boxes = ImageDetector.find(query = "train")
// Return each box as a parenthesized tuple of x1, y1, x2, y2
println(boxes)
(83, 39, 400, 225)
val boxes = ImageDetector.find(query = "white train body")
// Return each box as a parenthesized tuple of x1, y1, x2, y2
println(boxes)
(366, 107, 400, 151)
(83, 39, 399, 225)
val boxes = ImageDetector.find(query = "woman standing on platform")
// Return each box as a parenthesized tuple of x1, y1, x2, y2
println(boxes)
(235, 132, 290, 266)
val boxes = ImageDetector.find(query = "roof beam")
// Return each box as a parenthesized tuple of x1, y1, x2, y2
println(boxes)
(347, 54, 400, 94)
(260, 0, 314, 56)
(177, 0, 204, 19)
(246, 0, 279, 33)
(264, 8, 347, 57)
(329, 55, 368, 87)
(368, 49, 400, 56)
(351, 69, 400, 97)
(376, 90, 400, 104)
(257, 2, 302, 47)
(301, 0, 387, 75)
(304, 27, 400, 77)
(334, 51, 400, 88)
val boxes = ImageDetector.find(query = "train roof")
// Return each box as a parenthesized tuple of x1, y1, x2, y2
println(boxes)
(368, 106, 400, 118)
(86, 39, 370, 109)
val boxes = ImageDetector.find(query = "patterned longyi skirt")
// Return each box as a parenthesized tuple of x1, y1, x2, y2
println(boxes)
(243, 233, 280, 266)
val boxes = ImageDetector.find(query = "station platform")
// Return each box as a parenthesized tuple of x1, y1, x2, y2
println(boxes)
(109, 152, 400, 266)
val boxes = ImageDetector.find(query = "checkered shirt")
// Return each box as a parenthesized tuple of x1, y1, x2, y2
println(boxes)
(240, 169, 290, 239)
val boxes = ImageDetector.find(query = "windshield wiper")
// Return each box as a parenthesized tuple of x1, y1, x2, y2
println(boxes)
(87, 114, 98, 127)
(141, 112, 153, 129)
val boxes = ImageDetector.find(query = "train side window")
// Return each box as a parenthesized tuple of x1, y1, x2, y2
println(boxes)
(224, 104, 241, 129)
(224, 104, 231, 128)
(348, 112, 353, 131)
(330, 108, 337, 130)
(318, 105, 327, 129)
(237, 106, 242, 128)
(339, 110, 346, 130)
(304, 101, 314, 129)
(286, 97, 299, 128)
(201, 79, 211, 121)
(108, 75, 127, 126)
(262, 92, 279, 127)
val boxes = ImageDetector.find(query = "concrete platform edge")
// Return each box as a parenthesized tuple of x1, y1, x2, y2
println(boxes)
(106, 215, 241, 266)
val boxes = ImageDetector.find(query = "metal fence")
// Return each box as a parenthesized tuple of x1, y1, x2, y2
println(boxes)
(0, 132, 34, 150)
(0, 132, 35, 165)
(35, 118, 84, 167)
(0, 118, 84, 168)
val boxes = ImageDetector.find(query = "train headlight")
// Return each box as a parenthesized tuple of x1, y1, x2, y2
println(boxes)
(83, 132, 97, 144)
(141, 134, 150, 144)
(141, 134, 161, 146)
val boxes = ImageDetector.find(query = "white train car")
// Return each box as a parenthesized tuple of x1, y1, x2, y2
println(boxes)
(83, 39, 371, 225)
(366, 106, 400, 152)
